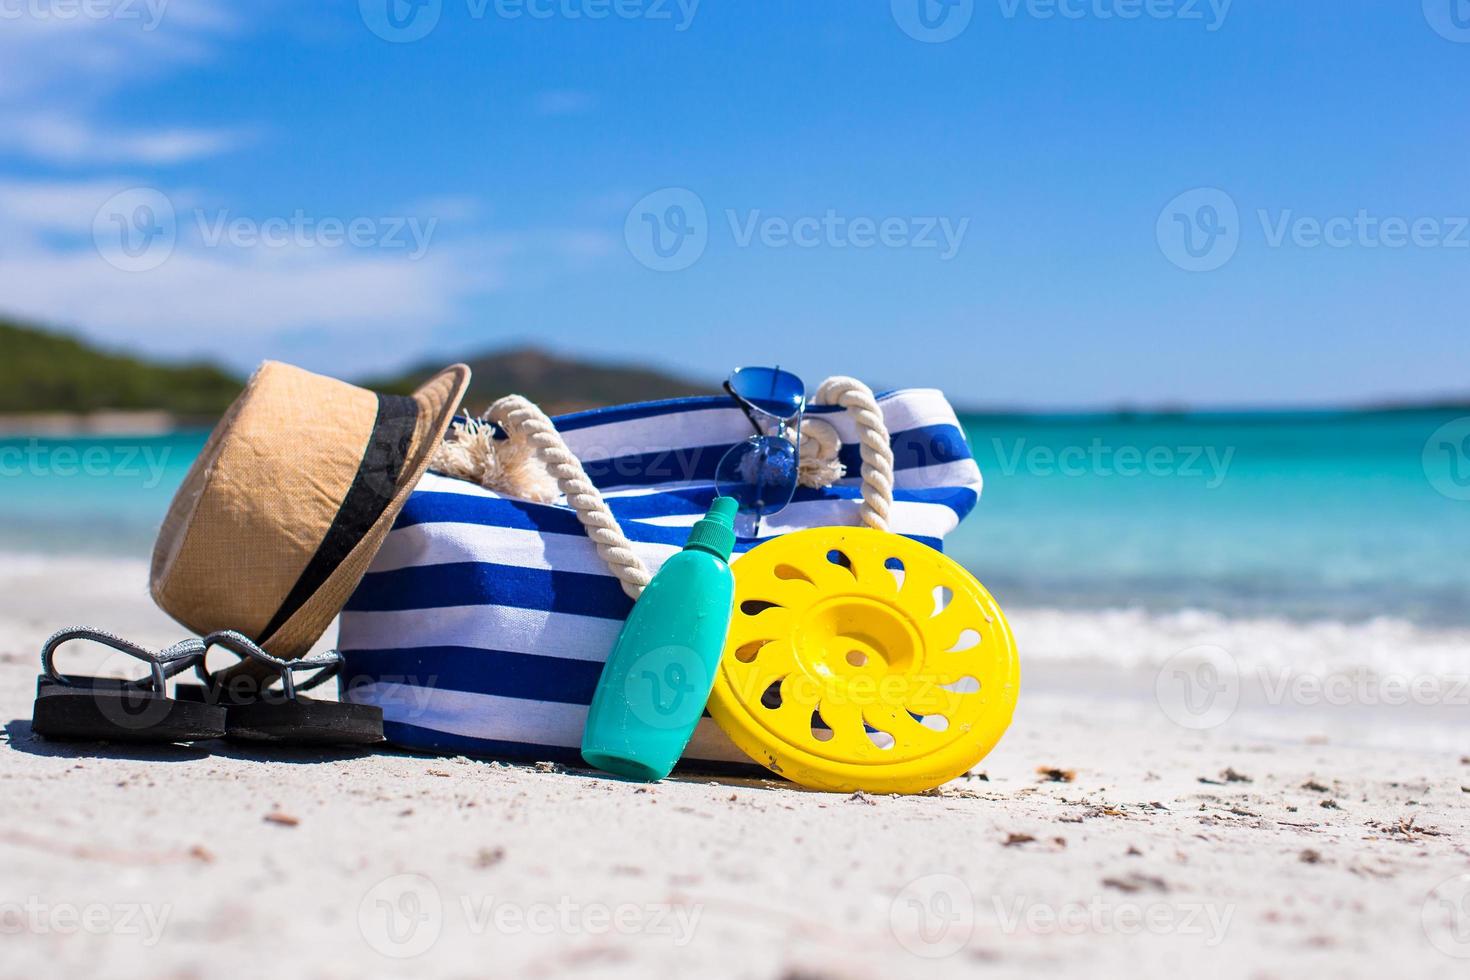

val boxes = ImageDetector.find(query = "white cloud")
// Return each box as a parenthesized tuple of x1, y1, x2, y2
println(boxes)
(0, 177, 488, 341)
(0, 247, 479, 342)
(0, 0, 234, 98)
(0, 7, 619, 368)
(0, 0, 243, 166)
(0, 114, 254, 165)
(0, 178, 611, 366)
(0, 177, 140, 232)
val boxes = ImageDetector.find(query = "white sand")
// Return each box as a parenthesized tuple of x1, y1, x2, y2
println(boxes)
(1, 557, 1467, 978)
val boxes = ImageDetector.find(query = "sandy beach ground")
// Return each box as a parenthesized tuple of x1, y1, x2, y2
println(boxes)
(1, 557, 1467, 979)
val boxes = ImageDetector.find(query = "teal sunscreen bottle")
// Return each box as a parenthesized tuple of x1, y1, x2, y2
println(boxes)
(581, 497, 738, 781)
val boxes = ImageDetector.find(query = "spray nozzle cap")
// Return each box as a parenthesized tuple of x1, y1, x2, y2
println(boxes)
(683, 497, 738, 560)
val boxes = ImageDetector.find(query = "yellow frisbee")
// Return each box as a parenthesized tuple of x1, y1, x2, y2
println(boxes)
(708, 527, 1020, 794)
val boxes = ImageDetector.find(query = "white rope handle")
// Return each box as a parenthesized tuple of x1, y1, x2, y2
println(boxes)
(475, 378, 896, 598)
(488, 395, 652, 600)
(814, 376, 894, 531)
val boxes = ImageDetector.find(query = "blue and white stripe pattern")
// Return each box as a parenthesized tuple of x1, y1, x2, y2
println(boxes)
(338, 388, 982, 770)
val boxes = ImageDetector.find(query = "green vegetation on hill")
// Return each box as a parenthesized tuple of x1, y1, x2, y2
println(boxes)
(0, 320, 243, 416)
(1, 321, 709, 419)
(371, 346, 714, 416)
(8, 320, 1466, 422)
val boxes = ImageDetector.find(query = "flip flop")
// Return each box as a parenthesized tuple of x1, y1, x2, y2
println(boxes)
(32, 628, 228, 743)
(175, 630, 384, 746)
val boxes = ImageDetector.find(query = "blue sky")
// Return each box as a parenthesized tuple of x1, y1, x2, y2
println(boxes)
(0, 0, 1466, 408)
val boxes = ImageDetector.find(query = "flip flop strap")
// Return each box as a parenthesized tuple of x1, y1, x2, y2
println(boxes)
(197, 630, 342, 700)
(41, 627, 205, 693)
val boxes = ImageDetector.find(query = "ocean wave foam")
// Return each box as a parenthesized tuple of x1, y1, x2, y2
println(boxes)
(1007, 605, 1470, 681)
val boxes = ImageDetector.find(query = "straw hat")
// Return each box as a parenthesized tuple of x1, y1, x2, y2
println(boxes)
(150, 360, 470, 660)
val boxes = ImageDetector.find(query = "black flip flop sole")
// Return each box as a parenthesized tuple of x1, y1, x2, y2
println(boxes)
(32, 676, 227, 743)
(226, 699, 384, 746)
(175, 682, 384, 746)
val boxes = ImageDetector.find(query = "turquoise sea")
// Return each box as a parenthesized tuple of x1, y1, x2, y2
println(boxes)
(947, 408, 1470, 629)
(3, 408, 1468, 634)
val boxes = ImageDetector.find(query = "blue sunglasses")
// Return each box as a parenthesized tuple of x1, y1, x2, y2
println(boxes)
(715, 366, 806, 518)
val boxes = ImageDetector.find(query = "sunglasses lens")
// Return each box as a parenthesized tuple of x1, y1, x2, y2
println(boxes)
(716, 437, 800, 517)
(727, 367, 806, 420)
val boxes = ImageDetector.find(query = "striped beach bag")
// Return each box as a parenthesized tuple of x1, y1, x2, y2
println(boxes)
(336, 378, 983, 771)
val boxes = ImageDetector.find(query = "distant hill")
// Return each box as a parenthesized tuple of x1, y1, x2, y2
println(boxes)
(371, 346, 715, 416)
(0, 320, 242, 417)
(13, 318, 1459, 425)
(0, 322, 713, 424)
